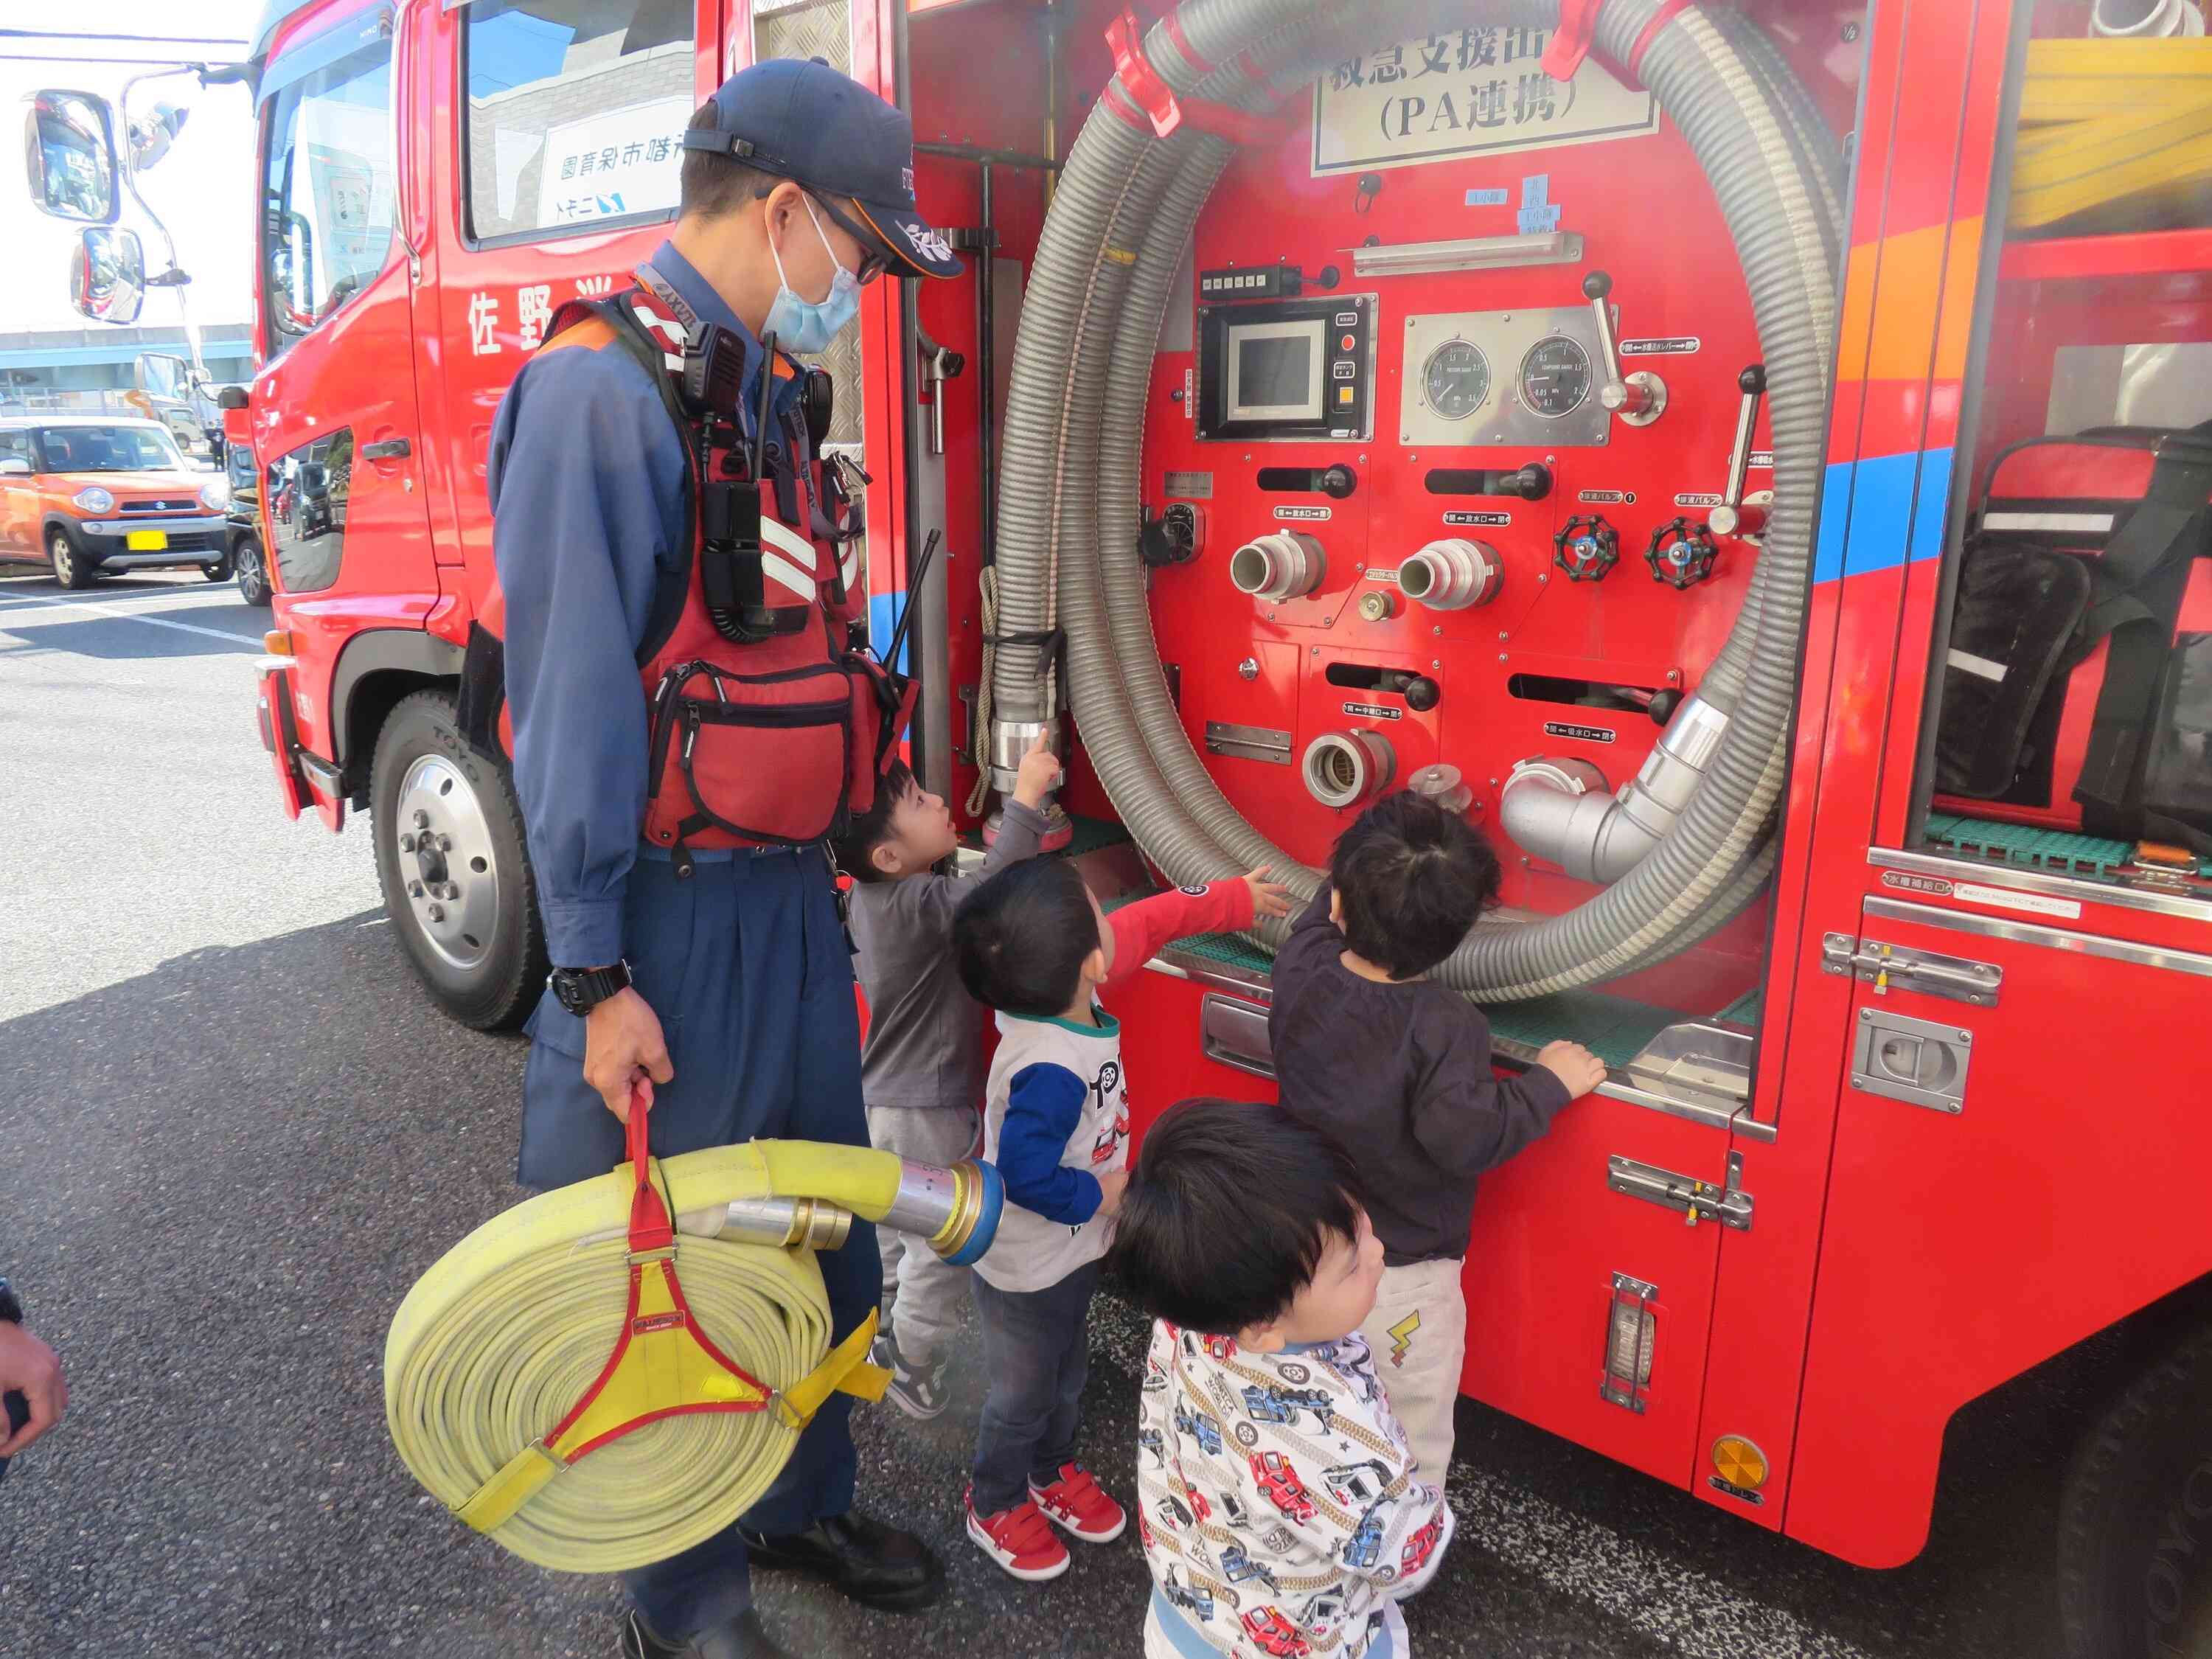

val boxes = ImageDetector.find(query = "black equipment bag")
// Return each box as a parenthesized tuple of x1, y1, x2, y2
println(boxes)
(1932, 422, 2212, 853)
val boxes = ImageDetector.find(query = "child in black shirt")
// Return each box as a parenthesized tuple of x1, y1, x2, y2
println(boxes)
(1267, 791, 1605, 1478)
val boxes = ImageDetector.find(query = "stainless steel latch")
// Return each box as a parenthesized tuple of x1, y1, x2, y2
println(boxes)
(1821, 932, 2003, 1006)
(1607, 1150, 1753, 1231)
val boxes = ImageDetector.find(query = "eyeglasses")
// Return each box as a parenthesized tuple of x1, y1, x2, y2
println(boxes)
(813, 194, 891, 285)
(754, 183, 889, 285)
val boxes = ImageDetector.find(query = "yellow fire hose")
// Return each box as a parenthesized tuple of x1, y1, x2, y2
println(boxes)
(386, 1107, 1002, 1573)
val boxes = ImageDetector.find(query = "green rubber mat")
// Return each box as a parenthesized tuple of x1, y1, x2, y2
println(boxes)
(1923, 811, 2134, 879)
(1714, 987, 1764, 1029)
(1477, 990, 1684, 1070)
(1164, 929, 1273, 973)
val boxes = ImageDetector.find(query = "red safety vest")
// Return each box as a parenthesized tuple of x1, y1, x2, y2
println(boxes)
(458, 274, 909, 871)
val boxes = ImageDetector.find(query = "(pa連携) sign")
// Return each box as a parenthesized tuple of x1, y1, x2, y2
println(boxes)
(1313, 26, 1659, 176)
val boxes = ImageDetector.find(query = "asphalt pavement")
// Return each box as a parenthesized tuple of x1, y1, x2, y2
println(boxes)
(0, 571, 2115, 1658)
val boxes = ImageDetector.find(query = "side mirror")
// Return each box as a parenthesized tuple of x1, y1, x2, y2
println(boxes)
(217, 384, 249, 411)
(0, 459, 32, 476)
(23, 89, 119, 226)
(71, 226, 145, 325)
(134, 351, 192, 400)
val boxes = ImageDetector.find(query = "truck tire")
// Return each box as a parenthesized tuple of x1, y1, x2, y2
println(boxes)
(369, 687, 547, 1031)
(2059, 1319, 2212, 1659)
(234, 534, 272, 606)
(48, 525, 98, 589)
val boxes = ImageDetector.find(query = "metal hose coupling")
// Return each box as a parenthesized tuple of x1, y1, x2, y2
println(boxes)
(1303, 729, 1395, 809)
(1499, 694, 1731, 885)
(1399, 538, 1501, 611)
(1230, 530, 1325, 601)
(874, 1156, 1004, 1267)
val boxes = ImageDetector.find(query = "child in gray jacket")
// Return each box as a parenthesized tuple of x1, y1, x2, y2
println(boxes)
(833, 730, 1062, 1416)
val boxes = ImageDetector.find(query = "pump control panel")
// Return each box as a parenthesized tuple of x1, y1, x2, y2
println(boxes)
(1197, 295, 1374, 442)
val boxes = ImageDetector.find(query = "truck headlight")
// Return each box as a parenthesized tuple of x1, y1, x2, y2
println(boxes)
(73, 486, 114, 512)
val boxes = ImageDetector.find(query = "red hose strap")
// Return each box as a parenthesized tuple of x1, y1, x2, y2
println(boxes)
(1540, 0, 1605, 82)
(1543, 0, 1697, 93)
(1105, 6, 1289, 145)
(1161, 9, 1213, 75)
(1626, 0, 1696, 87)
(625, 1082, 674, 1253)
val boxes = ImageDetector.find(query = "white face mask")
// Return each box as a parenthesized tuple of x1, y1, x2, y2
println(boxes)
(764, 195, 861, 353)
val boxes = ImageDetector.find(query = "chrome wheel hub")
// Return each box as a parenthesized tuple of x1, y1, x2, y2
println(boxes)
(393, 754, 500, 971)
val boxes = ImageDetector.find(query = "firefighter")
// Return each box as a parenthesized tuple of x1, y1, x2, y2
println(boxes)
(483, 58, 959, 1659)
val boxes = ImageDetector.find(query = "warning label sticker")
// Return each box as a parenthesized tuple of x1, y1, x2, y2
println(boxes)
(1274, 505, 1332, 521)
(1343, 701, 1404, 721)
(1164, 470, 1214, 499)
(1443, 510, 1511, 526)
(1578, 489, 1636, 504)
(1621, 336, 1701, 356)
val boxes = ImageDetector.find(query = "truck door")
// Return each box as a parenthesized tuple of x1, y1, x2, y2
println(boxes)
(427, 0, 709, 591)
(251, 0, 437, 773)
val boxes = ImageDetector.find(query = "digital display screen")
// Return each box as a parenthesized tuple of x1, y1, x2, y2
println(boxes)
(1237, 335, 1312, 407)
(1225, 319, 1325, 422)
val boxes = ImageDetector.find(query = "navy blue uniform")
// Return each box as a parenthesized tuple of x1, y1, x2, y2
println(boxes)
(487, 241, 877, 1638)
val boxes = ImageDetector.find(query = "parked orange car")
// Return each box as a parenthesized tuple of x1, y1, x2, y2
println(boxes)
(0, 415, 231, 589)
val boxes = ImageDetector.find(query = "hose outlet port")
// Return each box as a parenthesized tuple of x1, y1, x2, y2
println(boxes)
(1231, 531, 1326, 602)
(1399, 538, 1501, 611)
(1303, 729, 1396, 810)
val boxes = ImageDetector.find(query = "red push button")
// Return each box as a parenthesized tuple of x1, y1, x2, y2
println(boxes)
(1340, 333, 1357, 351)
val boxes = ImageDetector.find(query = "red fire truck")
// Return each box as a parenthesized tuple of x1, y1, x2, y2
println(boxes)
(29, 2, 2212, 1652)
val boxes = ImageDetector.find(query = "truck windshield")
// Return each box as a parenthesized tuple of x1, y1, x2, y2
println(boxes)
(35, 425, 185, 473)
(261, 37, 396, 346)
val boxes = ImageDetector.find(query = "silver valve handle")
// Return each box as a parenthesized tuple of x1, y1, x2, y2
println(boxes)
(1584, 271, 1667, 427)
(1709, 364, 1768, 539)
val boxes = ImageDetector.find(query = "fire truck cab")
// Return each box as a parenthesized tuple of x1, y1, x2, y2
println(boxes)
(33, 2, 2212, 1652)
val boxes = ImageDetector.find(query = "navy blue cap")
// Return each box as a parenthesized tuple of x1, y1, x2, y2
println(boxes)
(684, 57, 959, 280)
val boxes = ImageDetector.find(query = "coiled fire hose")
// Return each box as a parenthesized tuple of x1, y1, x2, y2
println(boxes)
(386, 1098, 1003, 1573)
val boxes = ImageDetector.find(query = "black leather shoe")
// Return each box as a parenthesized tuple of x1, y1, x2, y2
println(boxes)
(618, 1608, 790, 1659)
(739, 1511, 945, 1612)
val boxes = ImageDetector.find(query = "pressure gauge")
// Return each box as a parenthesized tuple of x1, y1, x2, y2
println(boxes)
(1420, 339, 1492, 422)
(1519, 335, 1594, 420)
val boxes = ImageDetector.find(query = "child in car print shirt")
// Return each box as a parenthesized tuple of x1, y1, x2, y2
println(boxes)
(1135, 1323, 1452, 1658)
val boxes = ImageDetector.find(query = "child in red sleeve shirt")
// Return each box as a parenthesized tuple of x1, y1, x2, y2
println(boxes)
(950, 859, 1288, 1582)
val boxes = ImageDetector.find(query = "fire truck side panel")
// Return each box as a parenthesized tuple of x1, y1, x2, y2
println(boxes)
(1694, 0, 2009, 1550)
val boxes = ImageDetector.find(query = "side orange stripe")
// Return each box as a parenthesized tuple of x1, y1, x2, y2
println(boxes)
(1836, 216, 1986, 386)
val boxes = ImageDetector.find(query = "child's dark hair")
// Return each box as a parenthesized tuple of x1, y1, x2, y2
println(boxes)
(830, 759, 916, 883)
(1329, 790, 1500, 978)
(1108, 1100, 1367, 1335)
(952, 857, 1097, 1017)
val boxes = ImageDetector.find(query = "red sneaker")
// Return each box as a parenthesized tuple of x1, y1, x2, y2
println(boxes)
(966, 1488, 1071, 1582)
(1029, 1462, 1128, 1543)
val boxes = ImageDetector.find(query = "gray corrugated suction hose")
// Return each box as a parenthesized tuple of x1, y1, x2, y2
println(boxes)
(994, 1, 1837, 997)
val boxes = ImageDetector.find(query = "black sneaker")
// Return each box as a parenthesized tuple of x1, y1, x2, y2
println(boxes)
(871, 1325, 950, 1421)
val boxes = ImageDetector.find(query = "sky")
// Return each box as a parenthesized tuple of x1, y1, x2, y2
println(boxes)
(0, 4, 263, 335)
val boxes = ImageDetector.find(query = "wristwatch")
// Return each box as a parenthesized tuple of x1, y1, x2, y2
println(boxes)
(548, 961, 633, 1017)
